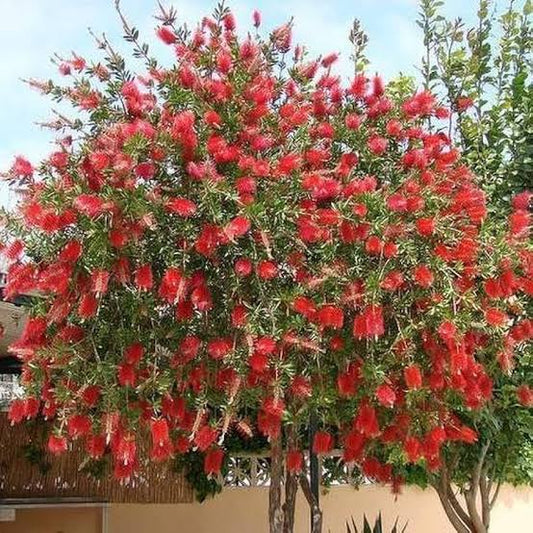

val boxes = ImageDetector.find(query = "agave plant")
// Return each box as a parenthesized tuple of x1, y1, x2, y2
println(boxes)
(345, 513, 408, 533)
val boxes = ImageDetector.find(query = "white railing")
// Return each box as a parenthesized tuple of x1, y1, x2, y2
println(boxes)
(0, 374, 23, 410)
(222, 451, 367, 488)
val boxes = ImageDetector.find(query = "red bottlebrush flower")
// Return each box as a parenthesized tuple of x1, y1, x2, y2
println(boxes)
(404, 436, 421, 463)
(361, 457, 383, 480)
(81, 385, 101, 407)
(485, 307, 508, 327)
(175, 300, 194, 321)
(78, 293, 98, 319)
(290, 376, 312, 398)
(458, 426, 478, 444)
(190, 283, 213, 312)
(386, 119, 403, 137)
(135, 264, 153, 290)
(73, 194, 107, 218)
(216, 50, 233, 74)
(375, 384, 396, 407)
(255, 336, 277, 355)
(316, 305, 344, 330)
(313, 431, 334, 454)
(135, 161, 156, 179)
(456, 96, 474, 111)
(204, 448, 224, 475)
(59, 240, 82, 262)
(8, 399, 26, 425)
(512, 191, 532, 210)
(175, 435, 190, 454)
(257, 260, 278, 280)
(252, 9, 261, 27)
(231, 304, 248, 328)
(156, 25, 176, 44)
(404, 364, 423, 390)
(224, 216, 251, 240)
(67, 414, 92, 439)
(517, 385, 533, 407)
(367, 135, 388, 155)
(235, 176, 256, 196)
(249, 351, 268, 372)
(117, 363, 136, 387)
(352, 202, 368, 217)
(415, 217, 435, 237)
(286, 449, 303, 473)
(427, 426, 447, 450)
(124, 342, 144, 365)
(115, 434, 137, 465)
(380, 271, 404, 291)
(438, 320, 456, 342)
(234, 257, 253, 277)
(509, 210, 530, 237)
(166, 197, 197, 217)
(321, 53, 339, 68)
(343, 430, 366, 462)
(337, 372, 357, 397)
(91, 269, 110, 294)
(387, 193, 407, 212)
(113, 257, 131, 284)
(204, 110, 222, 127)
(195, 224, 221, 257)
(4, 239, 24, 262)
(345, 113, 362, 130)
(109, 229, 129, 248)
(353, 305, 385, 339)
(276, 153, 301, 175)
(329, 335, 344, 351)
(150, 418, 170, 447)
(48, 434, 68, 455)
(413, 265, 434, 288)
(11, 156, 33, 177)
(207, 337, 233, 359)
(349, 73, 368, 98)
(158, 267, 187, 304)
(292, 296, 317, 320)
(365, 235, 382, 255)
(195, 426, 218, 452)
(262, 397, 285, 419)
(49, 150, 69, 168)
(179, 335, 202, 363)
(355, 404, 380, 437)
(86, 434, 106, 459)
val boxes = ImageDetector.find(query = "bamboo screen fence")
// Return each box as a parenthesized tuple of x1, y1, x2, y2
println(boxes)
(0, 413, 193, 503)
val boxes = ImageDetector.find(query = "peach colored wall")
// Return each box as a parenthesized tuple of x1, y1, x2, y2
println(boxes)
(1, 506, 102, 533)
(108, 485, 533, 533)
(3, 486, 531, 532)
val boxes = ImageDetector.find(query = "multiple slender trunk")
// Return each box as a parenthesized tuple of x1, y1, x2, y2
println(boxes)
(269, 438, 504, 533)
(268, 435, 323, 533)
(432, 442, 502, 533)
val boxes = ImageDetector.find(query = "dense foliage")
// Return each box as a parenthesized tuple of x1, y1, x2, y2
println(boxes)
(419, 0, 532, 207)
(0, 2, 531, 532)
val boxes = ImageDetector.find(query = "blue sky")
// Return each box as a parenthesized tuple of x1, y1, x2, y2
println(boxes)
(0, 0, 477, 207)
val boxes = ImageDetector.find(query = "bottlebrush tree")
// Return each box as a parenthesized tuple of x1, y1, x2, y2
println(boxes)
(1, 3, 531, 533)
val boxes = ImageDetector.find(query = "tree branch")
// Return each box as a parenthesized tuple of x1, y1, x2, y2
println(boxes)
(479, 465, 490, 529)
(432, 480, 471, 533)
(441, 460, 473, 529)
(489, 480, 502, 510)
(464, 441, 491, 533)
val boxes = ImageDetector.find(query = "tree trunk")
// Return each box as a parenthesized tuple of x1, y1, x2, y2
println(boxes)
(299, 471, 323, 533)
(282, 472, 298, 533)
(433, 443, 500, 533)
(269, 436, 285, 533)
